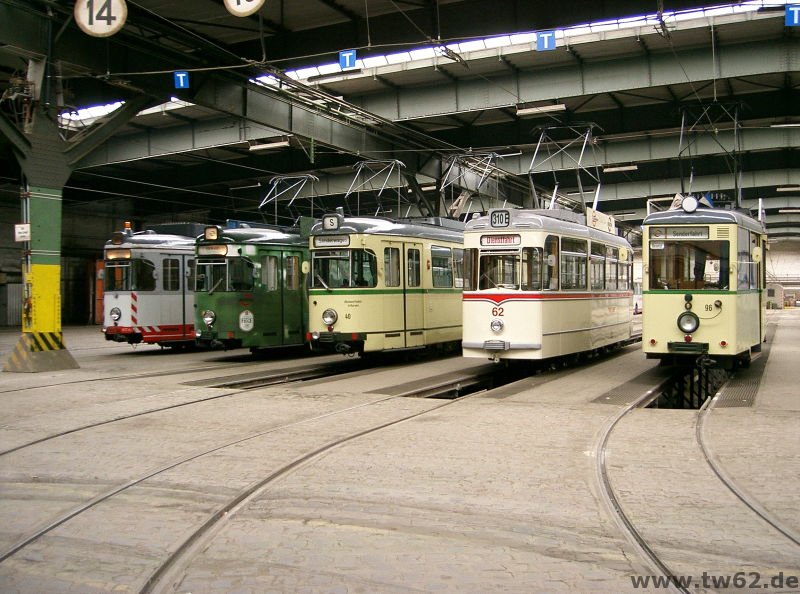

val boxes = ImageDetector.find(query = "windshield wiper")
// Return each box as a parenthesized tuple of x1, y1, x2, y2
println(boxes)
(208, 276, 224, 295)
(315, 274, 332, 292)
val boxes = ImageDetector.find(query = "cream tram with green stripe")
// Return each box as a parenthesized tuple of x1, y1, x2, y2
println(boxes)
(642, 194, 767, 367)
(462, 207, 635, 361)
(307, 212, 465, 355)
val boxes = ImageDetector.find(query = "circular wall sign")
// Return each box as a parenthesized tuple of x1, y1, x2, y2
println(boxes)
(239, 309, 255, 332)
(223, 0, 266, 18)
(74, 0, 128, 38)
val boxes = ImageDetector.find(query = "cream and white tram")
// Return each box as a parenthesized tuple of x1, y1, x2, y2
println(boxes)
(642, 195, 767, 367)
(306, 212, 465, 355)
(102, 222, 201, 347)
(462, 208, 634, 361)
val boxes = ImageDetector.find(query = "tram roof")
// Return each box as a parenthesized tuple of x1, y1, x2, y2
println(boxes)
(105, 231, 197, 249)
(310, 216, 465, 244)
(202, 226, 307, 246)
(643, 207, 767, 234)
(466, 209, 631, 248)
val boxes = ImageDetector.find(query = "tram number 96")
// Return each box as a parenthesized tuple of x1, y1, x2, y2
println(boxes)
(490, 210, 510, 228)
(491, 307, 504, 316)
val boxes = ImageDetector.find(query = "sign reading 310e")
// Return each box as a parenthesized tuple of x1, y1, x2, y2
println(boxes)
(74, 0, 128, 37)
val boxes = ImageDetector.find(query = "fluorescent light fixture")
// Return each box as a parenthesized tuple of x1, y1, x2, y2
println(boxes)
(499, 151, 523, 157)
(613, 211, 635, 216)
(249, 140, 290, 151)
(776, 186, 800, 192)
(602, 164, 638, 173)
(778, 209, 800, 214)
(770, 123, 800, 128)
(420, 185, 437, 191)
(516, 103, 567, 116)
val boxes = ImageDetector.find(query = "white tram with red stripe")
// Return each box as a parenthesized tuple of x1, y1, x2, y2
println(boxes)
(102, 223, 201, 347)
(462, 208, 635, 361)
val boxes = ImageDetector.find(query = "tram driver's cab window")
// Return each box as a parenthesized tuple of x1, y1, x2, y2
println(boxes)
(648, 240, 729, 291)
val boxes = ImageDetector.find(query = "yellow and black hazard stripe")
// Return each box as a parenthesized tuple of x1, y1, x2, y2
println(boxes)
(3, 332, 78, 373)
(20, 332, 66, 351)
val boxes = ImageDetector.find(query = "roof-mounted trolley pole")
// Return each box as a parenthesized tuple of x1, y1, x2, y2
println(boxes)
(440, 152, 501, 219)
(677, 101, 743, 210)
(258, 174, 319, 226)
(527, 124, 603, 216)
(342, 160, 407, 217)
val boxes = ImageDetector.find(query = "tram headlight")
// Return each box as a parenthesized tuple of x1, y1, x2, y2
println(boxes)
(322, 308, 338, 326)
(490, 318, 504, 333)
(110, 307, 121, 321)
(202, 310, 216, 327)
(677, 311, 699, 334)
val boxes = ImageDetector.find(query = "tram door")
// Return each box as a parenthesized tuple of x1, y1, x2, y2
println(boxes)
(180, 254, 194, 339)
(281, 251, 305, 345)
(405, 243, 424, 347)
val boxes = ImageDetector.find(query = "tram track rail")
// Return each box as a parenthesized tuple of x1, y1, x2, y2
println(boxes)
(0, 346, 613, 580)
(594, 324, 798, 593)
(0, 358, 368, 458)
(0, 363, 496, 569)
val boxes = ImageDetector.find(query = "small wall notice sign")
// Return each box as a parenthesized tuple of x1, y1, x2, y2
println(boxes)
(14, 223, 31, 242)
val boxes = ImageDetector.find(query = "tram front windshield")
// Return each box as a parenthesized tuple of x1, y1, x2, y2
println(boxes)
(477, 248, 543, 290)
(648, 240, 729, 291)
(104, 259, 156, 292)
(196, 257, 255, 292)
(312, 249, 377, 288)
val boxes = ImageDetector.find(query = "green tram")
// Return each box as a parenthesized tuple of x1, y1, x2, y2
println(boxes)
(194, 222, 310, 352)
(306, 212, 465, 355)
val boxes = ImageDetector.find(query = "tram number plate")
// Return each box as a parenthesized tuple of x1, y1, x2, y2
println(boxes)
(490, 210, 510, 228)
(239, 309, 255, 332)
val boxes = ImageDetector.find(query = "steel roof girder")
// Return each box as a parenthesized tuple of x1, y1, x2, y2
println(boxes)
(596, 168, 799, 201)
(359, 39, 798, 121)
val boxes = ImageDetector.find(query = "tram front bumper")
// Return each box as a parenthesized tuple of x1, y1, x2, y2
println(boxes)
(462, 340, 542, 351)
(309, 331, 367, 354)
(667, 341, 709, 354)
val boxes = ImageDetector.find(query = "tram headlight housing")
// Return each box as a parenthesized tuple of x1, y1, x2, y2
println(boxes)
(109, 307, 121, 321)
(202, 310, 216, 327)
(677, 311, 699, 334)
(322, 308, 338, 326)
(490, 318, 504, 333)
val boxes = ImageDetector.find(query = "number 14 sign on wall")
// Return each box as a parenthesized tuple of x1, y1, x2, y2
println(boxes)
(74, 0, 128, 38)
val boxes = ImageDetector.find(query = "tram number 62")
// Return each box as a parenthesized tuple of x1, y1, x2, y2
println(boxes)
(491, 307, 504, 316)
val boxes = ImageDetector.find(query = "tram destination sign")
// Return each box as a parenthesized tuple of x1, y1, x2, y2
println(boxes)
(314, 235, 350, 248)
(649, 226, 709, 240)
(481, 234, 521, 246)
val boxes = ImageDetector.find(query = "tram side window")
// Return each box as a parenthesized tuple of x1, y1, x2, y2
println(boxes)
(561, 238, 587, 290)
(262, 255, 278, 291)
(737, 229, 759, 291)
(590, 244, 605, 291)
(133, 259, 156, 291)
(431, 245, 453, 288)
(286, 256, 300, 290)
(163, 259, 180, 291)
(453, 248, 465, 289)
(648, 240, 729, 291)
(407, 249, 421, 287)
(620, 255, 631, 290)
(605, 247, 618, 290)
(544, 235, 559, 290)
(187, 259, 195, 292)
(384, 248, 400, 287)
(352, 250, 377, 287)
(229, 258, 255, 291)
(521, 248, 542, 291)
(104, 262, 131, 292)
(463, 248, 478, 291)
